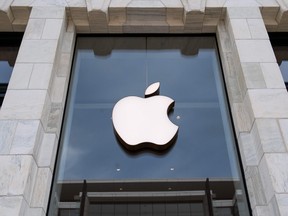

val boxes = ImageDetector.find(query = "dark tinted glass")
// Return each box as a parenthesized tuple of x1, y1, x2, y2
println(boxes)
(49, 36, 250, 216)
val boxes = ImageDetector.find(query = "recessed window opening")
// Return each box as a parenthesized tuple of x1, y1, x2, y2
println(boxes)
(48, 36, 251, 216)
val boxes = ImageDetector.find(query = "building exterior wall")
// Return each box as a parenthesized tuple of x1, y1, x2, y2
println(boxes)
(1, 0, 288, 215)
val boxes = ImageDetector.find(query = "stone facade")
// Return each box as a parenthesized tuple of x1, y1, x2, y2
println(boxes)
(1, 0, 288, 215)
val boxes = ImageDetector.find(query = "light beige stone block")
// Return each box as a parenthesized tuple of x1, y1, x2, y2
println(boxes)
(203, 17, 219, 31)
(51, 77, 67, 103)
(108, 21, 124, 33)
(57, 53, 72, 77)
(37, 133, 57, 168)
(10, 120, 43, 155)
(87, 0, 110, 11)
(24, 208, 45, 216)
(227, 7, 262, 19)
(10, 6, 31, 21)
(161, 0, 183, 8)
(74, 19, 91, 33)
(166, 7, 184, 23)
(275, 194, 288, 216)
(0, 120, 17, 154)
(254, 206, 271, 216)
(8, 63, 33, 90)
(0, 155, 32, 196)
(69, 7, 89, 21)
(66, 0, 87, 7)
(255, 119, 286, 153)
(232, 94, 254, 132)
(264, 18, 278, 32)
(29, 6, 65, 19)
(0, 0, 14, 12)
(0, 22, 13, 31)
(239, 132, 258, 166)
(0, 90, 48, 120)
(61, 32, 75, 53)
(247, 19, 269, 39)
(16, 40, 58, 63)
(181, 0, 205, 12)
(23, 19, 45, 40)
(123, 21, 169, 33)
(268, 196, 281, 216)
(42, 19, 64, 40)
(46, 103, 62, 135)
(229, 19, 251, 39)
(241, 63, 266, 89)
(235, 40, 276, 63)
(225, 0, 260, 7)
(128, 0, 164, 8)
(109, 0, 131, 8)
(265, 153, 288, 193)
(22, 158, 37, 205)
(168, 20, 184, 32)
(11, 0, 33, 7)
(202, 25, 217, 33)
(261, 63, 286, 89)
(126, 1, 166, 22)
(216, 21, 232, 53)
(206, 0, 226, 7)
(248, 89, 288, 118)
(279, 119, 288, 150)
(29, 64, 54, 90)
(246, 178, 256, 209)
(246, 166, 267, 205)
(259, 155, 275, 203)
(31, 168, 52, 211)
(0, 196, 28, 216)
(12, 19, 27, 32)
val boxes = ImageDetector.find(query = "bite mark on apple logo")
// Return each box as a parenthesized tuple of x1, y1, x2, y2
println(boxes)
(112, 82, 179, 151)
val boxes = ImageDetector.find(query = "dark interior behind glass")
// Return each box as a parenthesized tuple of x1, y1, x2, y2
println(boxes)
(0, 33, 22, 106)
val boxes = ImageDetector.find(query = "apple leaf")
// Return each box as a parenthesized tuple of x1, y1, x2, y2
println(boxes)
(145, 82, 160, 98)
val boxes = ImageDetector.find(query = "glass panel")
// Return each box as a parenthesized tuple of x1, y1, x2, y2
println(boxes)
(48, 36, 251, 216)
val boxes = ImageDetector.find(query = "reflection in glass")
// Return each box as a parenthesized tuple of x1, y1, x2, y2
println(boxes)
(48, 36, 251, 216)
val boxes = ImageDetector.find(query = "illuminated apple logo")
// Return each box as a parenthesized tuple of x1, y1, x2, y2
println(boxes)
(112, 82, 179, 151)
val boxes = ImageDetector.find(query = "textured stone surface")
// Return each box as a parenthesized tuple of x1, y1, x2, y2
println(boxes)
(261, 63, 286, 89)
(236, 40, 276, 63)
(31, 168, 52, 211)
(0, 90, 48, 120)
(1, 1, 288, 216)
(8, 63, 33, 89)
(0, 155, 33, 196)
(16, 40, 58, 63)
(10, 120, 43, 155)
(29, 64, 54, 90)
(248, 89, 288, 118)
(0, 196, 28, 216)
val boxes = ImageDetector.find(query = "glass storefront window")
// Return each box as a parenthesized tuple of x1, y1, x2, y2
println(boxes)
(48, 36, 251, 216)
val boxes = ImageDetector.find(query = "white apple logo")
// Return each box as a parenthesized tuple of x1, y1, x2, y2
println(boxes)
(112, 82, 179, 151)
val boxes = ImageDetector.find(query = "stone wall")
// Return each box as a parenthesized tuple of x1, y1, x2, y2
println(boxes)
(1, 0, 288, 215)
